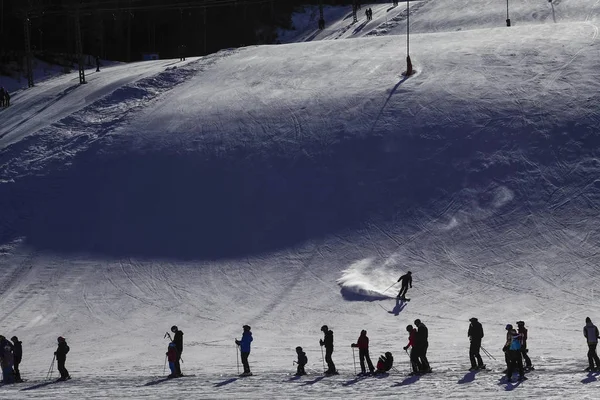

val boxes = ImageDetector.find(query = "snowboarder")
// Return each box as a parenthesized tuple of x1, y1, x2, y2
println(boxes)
(403, 324, 421, 374)
(584, 317, 600, 371)
(171, 325, 184, 377)
(319, 325, 337, 375)
(351, 329, 375, 375)
(396, 271, 412, 300)
(414, 319, 431, 373)
(516, 321, 533, 371)
(0, 335, 15, 384)
(504, 325, 526, 382)
(235, 325, 253, 376)
(11, 336, 23, 382)
(295, 346, 307, 376)
(468, 317, 485, 370)
(166, 342, 178, 378)
(375, 351, 394, 374)
(54, 336, 70, 381)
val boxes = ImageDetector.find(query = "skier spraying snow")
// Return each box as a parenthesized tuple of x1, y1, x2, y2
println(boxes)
(351, 330, 375, 375)
(319, 325, 338, 375)
(54, 336, 71, 381)
(235, 325, 253, 376)
(170, 325, 184, 377)
(583, 317, 600, 371)
(468, 318, 485, 371)
(396, 271, 412, 300)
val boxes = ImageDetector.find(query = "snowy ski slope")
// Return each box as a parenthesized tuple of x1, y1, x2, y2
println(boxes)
(1, 1, 600, 398)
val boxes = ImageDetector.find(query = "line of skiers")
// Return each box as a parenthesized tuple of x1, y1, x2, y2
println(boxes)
(0, 87, 11, 108)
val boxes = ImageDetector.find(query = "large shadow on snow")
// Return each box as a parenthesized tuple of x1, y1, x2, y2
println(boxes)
(1, 119, 600, 260)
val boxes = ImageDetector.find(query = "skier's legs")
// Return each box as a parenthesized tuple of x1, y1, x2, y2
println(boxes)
(241, 351, 250, 373)
(521, 346, 532, 368)
(515, 351, 525, 376)
(174, 355, 182, 376)
(419, 343, 430, 371)
(588, 344, 596, 368)
(410, 348, 421, 372)
(325, 347, 336, 372)
(13, 360, 21, 382)
(591, 343, 600, 368)
(359, 349, 366, 373)
(398, 286, 408, 298)
(169, 361, 175, 376)
(364, 349, 375, 372)
(57, 358, 69, 379)
(469, 340, 480, 368)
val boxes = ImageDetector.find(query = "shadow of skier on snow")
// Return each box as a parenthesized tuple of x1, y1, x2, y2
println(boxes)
(21, 381, 57, 391)
(389, 298, 408, 316)
(144, 377, 171, 386)
(214, 377, 238, 387)
(301, 376, 326, 386)
(581, 371, 600, 384)
(458, 370, 477, 384)
(392, 374, 420, 386)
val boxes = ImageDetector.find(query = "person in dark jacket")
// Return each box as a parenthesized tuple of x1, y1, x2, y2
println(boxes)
(351, 329, 374, 375)
(397, 271, 412, 300)
(295, 346, 307, 376)
(96, 55, 101, 72)
(11, 336, 23, 382)
(414, 319, 431, 373)
(319, 325, 337, 374)
(468, 318, 485, 370)
(0, 335, 15, 384)
(235, 325, 253, 376)
(54, 336, 70, 381)
(171, 325, 184, 377)
(584, 317, 600, 371)
(375, 351, 394, 374)
(504, 325, 526, 382)
(403, 324, 421, 374)
(516, 321, 533, 371)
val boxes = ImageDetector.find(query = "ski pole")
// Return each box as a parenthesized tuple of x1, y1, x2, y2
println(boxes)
(382, 282, 397, 294)
(352, 347, 357, 375)
(163, 354, 167, 375)
(236, 343, 240, 375)
(46, 354, 56, 380)
(320, 345, 326, 371)
(481, 345, 496, 360)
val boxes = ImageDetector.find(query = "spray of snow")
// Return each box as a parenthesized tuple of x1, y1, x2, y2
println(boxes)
(337, 258, 398, 301)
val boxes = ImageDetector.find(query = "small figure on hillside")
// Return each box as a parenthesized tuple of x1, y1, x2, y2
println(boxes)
(11, 336, 23, 382)
(295, 346, 307, 376)
(178, 44, 186, 61)
(0, 335, 15, 384)
(468, 318, 485, 371)
(54, 336, 70, 381)
(516, 321, 534, 371)
(170, 325, 184, 377)
(4, 91, 10, 107)
(404, 324, 421, 374)
(319, 325, 337, 375)
(96, 56, 101, 72)
(396, 271, 412, 300)
(166, 342, 178, 378)
(375, 351, 394, 374)
(503, 325, 526, 382)
(584, 317, 600, 371)
(414, 319, 431, 373)
(0, 87, 4, 107)
(351, 329, 374, 375)
(235, 325, 253, 376)
(318, 18, 325, 30)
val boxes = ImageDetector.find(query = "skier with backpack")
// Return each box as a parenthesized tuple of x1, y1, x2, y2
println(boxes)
(468, 318, 485, 370)
(235, 325, 253, 376)
(170, 325, 184, 377)
(295, 346, 308, 376)
(54, 336, 70, 381)
(583, 317, 600, 371)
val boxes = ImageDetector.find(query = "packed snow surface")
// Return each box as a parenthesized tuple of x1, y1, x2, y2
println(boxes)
(1, 1, 600, 398)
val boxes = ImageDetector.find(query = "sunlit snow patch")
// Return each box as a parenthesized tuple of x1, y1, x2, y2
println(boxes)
(337, 258, 396, 301)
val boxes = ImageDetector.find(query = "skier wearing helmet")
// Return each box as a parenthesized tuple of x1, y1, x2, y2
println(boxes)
(170, 326, 184, 377)
(54, 336, 70, 381)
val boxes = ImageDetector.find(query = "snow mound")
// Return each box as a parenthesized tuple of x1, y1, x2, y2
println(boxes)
(337, 258, 398, 301)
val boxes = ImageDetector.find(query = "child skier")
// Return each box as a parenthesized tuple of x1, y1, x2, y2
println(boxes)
(375, 352, 394, 374)
(295, 346, 308, 376)
(166, 342, 178, 378)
